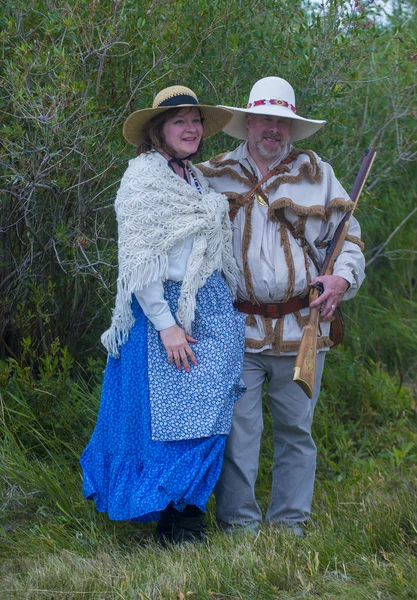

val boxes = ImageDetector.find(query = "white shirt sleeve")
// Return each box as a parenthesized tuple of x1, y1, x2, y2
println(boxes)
(134, 279, 176, 331)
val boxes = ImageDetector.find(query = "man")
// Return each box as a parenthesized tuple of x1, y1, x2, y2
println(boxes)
(199, 76, 365, 536)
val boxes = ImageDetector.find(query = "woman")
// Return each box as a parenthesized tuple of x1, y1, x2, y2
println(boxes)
(80, 86, 246, 544)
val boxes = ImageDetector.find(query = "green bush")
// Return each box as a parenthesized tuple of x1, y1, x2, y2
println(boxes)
(316, 347, 417, 479)
(1, 0, 416, 378)
(0, 339, 103, 461)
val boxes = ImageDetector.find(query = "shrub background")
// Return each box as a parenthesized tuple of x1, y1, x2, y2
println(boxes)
(1, 0, 416, 376)
(1, 1, 417, 597)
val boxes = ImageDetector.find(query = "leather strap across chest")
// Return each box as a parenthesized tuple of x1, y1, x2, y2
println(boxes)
(238, 153, 294, 207)
(235, 152, 321, 319)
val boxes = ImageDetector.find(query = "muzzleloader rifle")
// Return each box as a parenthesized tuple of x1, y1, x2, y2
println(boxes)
(293, 147, 377, 398)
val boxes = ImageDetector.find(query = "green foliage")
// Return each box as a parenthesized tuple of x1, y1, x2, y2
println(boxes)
(342, 181, 417, 378)
(0, 339, 103, 460)
(257, 345, 417, 500)
(316, 346, 417, 478)
(1, 348, 417, 597)
(1, 2, 417, 596)
(1, 0, 416, 376)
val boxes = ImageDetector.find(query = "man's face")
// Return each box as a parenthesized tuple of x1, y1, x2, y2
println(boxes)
(246, 114, 291, 161)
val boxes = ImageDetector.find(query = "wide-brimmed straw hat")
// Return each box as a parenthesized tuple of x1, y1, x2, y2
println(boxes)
(220, 77, 326, 143)
(123, 85, 233, 147)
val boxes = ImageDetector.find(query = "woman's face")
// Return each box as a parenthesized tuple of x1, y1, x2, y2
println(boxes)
(162, 107, 203, 158)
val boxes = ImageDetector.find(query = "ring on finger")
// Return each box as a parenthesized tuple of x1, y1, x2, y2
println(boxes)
(331, 304, 336, 309)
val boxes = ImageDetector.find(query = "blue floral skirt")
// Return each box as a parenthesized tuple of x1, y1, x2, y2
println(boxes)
(80, 272, 245, 522)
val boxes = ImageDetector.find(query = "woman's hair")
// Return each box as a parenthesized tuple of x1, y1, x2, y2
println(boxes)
(136, 107, 204, 158)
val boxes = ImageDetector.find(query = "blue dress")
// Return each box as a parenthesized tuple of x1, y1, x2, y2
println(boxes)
(80, 271, 245, 521)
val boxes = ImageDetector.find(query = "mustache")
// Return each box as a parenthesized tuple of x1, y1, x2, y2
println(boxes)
(262, 135, 282, 142)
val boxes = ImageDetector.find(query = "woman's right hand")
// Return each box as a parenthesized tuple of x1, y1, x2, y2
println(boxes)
(159, 325, 198, 372)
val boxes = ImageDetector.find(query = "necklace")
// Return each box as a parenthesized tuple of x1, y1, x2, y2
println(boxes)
(188, 167, 203, 194)
(256, 193, 269, 207)
(166, 156, 202, 194)
(167, 156, 188, 181)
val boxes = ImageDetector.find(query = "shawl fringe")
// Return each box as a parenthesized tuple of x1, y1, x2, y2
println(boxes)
(102, 153, 238, 357)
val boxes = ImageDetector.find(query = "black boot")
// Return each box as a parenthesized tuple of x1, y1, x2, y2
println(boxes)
(156, 503, 177, 544)
(156, 504, 207, 545)
(174, 504, 207, 543)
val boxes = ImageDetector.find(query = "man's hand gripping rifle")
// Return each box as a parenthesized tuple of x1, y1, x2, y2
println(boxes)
(293, 147, 377, 399)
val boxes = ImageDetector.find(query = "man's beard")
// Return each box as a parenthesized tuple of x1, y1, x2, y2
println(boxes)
(249, 130, 291, 162)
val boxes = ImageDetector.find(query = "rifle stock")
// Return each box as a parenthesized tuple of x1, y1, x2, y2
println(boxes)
(293, 303, 320, 398)
(293, 147, 376, 398)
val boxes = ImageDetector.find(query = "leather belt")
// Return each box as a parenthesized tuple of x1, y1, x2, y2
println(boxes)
(234, 297, 310, 319)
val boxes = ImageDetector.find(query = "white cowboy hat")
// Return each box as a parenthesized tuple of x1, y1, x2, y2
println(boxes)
(219, 77, 326, 143)
(123, 85, 233, 146)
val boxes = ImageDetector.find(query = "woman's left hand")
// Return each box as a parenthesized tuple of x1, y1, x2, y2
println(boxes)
(159, 324, 198, 372)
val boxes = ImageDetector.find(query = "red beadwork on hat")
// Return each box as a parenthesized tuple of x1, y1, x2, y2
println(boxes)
(247, 99, 296, 113)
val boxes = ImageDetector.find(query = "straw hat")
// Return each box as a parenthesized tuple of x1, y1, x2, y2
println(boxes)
(123, 85, 233, 146)
(220, 77, 326, 143)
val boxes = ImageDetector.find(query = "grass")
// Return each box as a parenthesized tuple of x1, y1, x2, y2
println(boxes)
(1, 347, 417, 599)
(1, 471, 416, 599)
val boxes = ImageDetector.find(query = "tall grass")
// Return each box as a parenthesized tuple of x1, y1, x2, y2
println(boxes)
(1, 346, 417, 599)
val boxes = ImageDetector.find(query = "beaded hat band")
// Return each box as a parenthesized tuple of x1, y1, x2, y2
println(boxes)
(219, 77, 326, 143)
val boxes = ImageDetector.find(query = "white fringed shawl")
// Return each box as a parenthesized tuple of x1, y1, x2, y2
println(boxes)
(101, 152, 239, 357)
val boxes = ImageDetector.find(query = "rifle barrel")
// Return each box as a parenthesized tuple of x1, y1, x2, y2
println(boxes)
(293, 147, 377, 397)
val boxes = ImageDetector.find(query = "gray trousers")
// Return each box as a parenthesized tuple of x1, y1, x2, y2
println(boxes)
(215, 351, 326, 528)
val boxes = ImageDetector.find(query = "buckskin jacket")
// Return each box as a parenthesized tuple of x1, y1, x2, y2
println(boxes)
(199, 143, 365, 356)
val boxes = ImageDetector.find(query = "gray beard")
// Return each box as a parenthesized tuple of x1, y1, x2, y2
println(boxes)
(254, 139, 291, 163)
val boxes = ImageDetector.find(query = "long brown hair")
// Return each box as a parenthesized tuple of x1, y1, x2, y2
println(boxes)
(136, 107, 204, 157)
